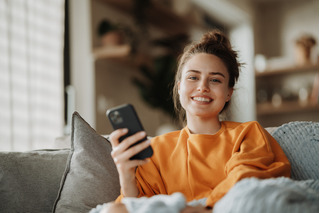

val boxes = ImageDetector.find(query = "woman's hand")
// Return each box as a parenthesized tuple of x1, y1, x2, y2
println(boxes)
(181, 206, 212, 213)
(109, 128, 151, 197)
(100, 202, 128, 213)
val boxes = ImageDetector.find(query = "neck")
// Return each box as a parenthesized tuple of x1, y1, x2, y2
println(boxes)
(186, 115, 221, 135)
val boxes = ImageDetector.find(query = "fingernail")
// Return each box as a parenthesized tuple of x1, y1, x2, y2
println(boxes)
(140, 131, 146, 136)
(122, 128, 128, 133)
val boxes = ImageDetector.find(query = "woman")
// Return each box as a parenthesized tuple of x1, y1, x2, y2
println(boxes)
(107, 30, 290, 212)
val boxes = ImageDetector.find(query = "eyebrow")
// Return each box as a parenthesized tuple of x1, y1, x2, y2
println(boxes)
(186, 70, 226, 78)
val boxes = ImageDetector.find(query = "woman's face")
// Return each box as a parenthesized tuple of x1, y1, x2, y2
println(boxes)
(178, 53, 233, 120)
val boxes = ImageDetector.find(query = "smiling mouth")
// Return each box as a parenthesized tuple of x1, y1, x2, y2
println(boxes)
(192, 97, 213, 103)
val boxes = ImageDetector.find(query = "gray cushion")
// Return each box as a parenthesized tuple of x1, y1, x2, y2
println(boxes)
(271, 121, 319, 180)
(0, 149, 70, 213)
(53, 112, 120, 212)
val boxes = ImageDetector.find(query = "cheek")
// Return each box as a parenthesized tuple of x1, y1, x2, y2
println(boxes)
(213, 86, 230, 99)
(223, 86, 233, 100)
(180, 79, 193, 91)
(178, 80, 185, 94)
(179, 86, 187, 101)
(179, 82, 192, 97)
(178, 82, 190, 106)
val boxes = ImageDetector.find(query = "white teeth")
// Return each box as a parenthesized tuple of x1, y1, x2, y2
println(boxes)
(193, 97, 211, 102)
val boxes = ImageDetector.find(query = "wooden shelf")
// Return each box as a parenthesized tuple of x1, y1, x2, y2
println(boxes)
(96, 0, 189, 36)
(93, 45, 131, 60)
(257, 101, 318, 116)
(255, 64, 319, 78)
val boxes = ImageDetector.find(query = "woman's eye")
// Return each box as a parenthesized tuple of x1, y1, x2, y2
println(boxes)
(188, 76, 198, 80)
(210, 79, 221, 83)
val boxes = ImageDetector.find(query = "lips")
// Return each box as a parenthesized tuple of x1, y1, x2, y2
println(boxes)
(192, 96, 213, 103)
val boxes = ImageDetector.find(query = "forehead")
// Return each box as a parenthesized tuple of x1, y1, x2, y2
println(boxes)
(182, 53, 228, 76)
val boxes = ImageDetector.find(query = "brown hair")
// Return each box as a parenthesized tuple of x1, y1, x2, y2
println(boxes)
(173, 29, 241, 122)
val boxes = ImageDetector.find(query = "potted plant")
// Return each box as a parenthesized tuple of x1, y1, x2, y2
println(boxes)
(98, 19, 124, 46)
(133, 34, 189, 120)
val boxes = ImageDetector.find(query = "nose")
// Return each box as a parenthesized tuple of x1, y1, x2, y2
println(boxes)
(197, 79, 210, 93)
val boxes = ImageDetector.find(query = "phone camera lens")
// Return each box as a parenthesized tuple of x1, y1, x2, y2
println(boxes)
(111, 111, 123, 124)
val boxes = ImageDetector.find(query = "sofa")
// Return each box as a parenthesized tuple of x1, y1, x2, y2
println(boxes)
(0, 112, 318, 213)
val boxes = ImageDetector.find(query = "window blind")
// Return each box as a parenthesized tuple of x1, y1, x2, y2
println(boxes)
(0, 0, 65, 151)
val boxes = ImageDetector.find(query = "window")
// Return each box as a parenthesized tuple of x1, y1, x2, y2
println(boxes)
(0, 0, 65, 151)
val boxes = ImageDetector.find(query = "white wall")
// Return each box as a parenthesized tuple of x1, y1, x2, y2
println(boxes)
(281, 0, 319, 63)
(69, 0, 95, 128)
(69, 0, 317, 129)
(230, 23, 256, 122)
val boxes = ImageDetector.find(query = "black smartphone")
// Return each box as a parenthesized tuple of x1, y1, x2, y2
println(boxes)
(106, 104, 153, 160)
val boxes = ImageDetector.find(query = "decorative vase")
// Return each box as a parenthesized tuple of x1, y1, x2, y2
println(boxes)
(101, 31, 124, 46)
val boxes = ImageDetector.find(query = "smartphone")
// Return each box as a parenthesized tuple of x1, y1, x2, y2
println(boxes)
(106, 104, 153, 160)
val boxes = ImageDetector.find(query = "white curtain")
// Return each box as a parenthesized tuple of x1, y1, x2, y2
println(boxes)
(0, 0, 65, 151)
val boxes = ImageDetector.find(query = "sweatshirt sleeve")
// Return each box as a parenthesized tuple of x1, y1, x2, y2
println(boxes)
(206, 122, 291, 207)
(135, 157, 167, 197)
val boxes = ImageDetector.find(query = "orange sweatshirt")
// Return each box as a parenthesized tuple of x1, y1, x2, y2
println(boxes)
(116, 121, 290, 207)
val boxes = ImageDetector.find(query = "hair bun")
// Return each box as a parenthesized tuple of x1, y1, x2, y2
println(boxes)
(200, 30, 231, 49)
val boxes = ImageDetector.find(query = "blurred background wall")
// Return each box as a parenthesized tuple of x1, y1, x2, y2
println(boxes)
(69, 0, 318, 136)
(1, 0, 318, 151)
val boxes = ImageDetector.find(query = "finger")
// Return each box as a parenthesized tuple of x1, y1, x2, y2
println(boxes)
(181, 206, 204, 213)
(116, 158, 150, 171)
(111, 131, 147, 157)
(101, 202, 129, 213)
(109, 128, 128, 148)
(113, 139, 151, 163)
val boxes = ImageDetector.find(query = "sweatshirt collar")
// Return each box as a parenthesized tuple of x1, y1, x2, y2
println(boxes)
(184, 122, 225, 140)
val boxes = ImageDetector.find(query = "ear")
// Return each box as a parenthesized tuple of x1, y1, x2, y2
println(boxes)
(226, 88, 233, 102)
(177, 81, 181, 94)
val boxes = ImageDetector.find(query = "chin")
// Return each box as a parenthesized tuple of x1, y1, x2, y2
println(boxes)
(189, 111, 219, 119)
